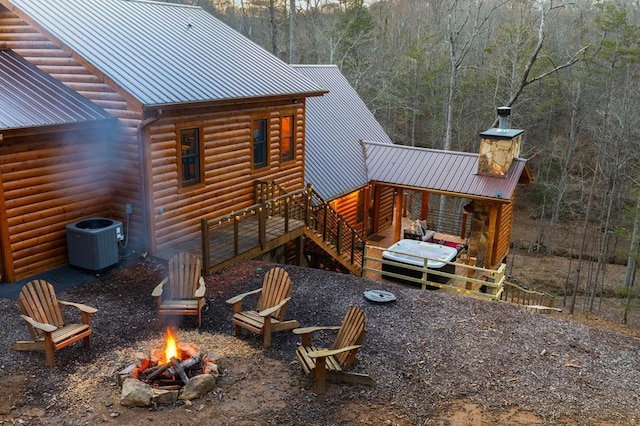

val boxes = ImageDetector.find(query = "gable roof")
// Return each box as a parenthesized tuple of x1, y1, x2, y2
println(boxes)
(0, 49, 112, 131)
(362, 141, 529, 202)
(292, 65, 393, 200)
(4, 0, 325, 107)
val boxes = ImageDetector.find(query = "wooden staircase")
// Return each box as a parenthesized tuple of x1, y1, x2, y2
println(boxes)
(501, 280, 558, 312)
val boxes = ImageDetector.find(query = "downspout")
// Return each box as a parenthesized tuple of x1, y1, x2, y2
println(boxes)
(137, 109, 163, 256)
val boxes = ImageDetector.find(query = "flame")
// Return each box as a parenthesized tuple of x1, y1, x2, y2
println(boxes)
(164, 328, 179, 363)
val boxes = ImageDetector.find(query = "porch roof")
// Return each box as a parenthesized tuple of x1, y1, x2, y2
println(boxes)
(0, 49, 111, 131)
(362, 141, 531, 202)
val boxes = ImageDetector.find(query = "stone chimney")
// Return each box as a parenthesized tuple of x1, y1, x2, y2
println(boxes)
(477, 107, 524, 177)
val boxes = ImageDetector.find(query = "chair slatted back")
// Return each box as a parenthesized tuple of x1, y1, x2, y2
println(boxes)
(167, 253, 202, 299)
(257, 267, 292, 320)
(331, 306, 366, 369)
(17, 280, 64, 339)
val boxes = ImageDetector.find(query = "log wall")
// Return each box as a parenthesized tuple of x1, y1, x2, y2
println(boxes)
(0, 130, 111, 281)
(331, 189, 365, 235)
(492, 195, 514, 267)
(147, 104, 306, 253)
(0, 5, 145, 254)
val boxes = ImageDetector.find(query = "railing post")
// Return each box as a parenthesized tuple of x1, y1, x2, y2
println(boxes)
(362, 245, 369, 278)
(494, 263, 506, 300)
(259, 204, 266, 248)
(322, 206, 328, 241)
(337, 217, 343, 255)
(233, 216, 240, 255)
(350, 231, 356, 263)
(201, 218, 210, 275)
(284, 197, 290, 233)
(304, 185, 312, 226)
(421, 257, 429, 290)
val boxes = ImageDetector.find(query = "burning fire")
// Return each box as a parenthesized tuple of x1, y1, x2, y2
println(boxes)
(164, 328, 179, 363)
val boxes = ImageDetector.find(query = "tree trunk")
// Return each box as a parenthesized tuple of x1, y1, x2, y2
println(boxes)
(622, 190, 640, 324)
(289, 0, 296, 63)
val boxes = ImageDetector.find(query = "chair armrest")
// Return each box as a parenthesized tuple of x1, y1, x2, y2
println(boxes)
(258, 297, 291, 317)
(225, 288, 261, 305)
(20, 314, 57, 333)
(292, 325, 341, 335)
(308, 345, 362, 359)
(194, 277, 206, 298)
(151, 277, 168, 298)
(58, 300, 98, 314)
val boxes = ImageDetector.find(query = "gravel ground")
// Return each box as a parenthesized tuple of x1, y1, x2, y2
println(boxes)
(1, 257, 639, 425)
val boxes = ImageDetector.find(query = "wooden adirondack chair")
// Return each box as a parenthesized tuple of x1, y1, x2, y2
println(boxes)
(226, 266, 300, 347)
(294, 306, 375, 394)
(151, 253, 206, 328)
(12, 279, 97, 367)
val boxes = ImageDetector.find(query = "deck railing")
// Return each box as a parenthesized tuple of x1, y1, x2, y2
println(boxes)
(306, 189, 365, 270)
(501, 281, 555, 307)
(201, 184, 365, 274)
(200, 189, 308, 274)
(362, 245, 506, 300)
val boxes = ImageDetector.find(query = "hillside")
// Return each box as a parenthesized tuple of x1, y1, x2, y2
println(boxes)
(1, 256, 639, 425)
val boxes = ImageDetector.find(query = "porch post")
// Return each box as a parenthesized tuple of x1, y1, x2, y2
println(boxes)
(394, 188, 403, 242)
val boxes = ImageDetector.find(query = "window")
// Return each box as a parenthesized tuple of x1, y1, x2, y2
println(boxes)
(280, 115, 294, 162)
(253, 118, 268, 168)
(180, 128, 201, 187)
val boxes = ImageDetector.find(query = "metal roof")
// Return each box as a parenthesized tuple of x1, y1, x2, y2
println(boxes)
(362, 141, 528, 201)
(0, 49, 112, 130)
(5, 0, 325, 107)
(292, 65, 393, 200)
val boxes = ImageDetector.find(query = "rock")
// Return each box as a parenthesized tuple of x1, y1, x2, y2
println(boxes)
(179, 374, 216, 400)
(151, 388, 179, 405)
(120, 378, 152, 407)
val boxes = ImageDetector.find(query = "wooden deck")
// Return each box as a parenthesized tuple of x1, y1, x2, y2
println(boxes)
(156, 215, 305, 270)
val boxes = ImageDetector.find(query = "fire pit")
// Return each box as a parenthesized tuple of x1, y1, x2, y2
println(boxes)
(118, 328, 219, 407)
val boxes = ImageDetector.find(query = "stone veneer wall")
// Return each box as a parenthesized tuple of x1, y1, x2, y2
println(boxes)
(477, 134, 522, 176)
(468, 201, 491, 268)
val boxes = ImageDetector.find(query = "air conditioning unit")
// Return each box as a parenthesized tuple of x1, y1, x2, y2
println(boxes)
(66, 217, 124, 271)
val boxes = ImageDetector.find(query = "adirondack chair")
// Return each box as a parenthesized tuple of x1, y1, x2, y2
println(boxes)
(294, 306, 375, 394)
(151, 252, 206, 328)
(226, 266, 300, 347)
(12, 279, 97, 367)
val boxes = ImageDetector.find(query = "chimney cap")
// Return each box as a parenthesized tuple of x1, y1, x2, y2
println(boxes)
(497, 106, 511, 116)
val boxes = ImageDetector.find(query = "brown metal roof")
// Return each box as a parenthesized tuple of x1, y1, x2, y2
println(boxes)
(362, 141, 529, 201)
(0, 49, 111, 131)
(3, 0, 324, 107)
(292, 65, 393, 200)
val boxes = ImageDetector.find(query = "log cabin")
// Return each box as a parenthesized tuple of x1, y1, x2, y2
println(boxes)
(0, 0, 325, 282)
(0, 0, 531, 282)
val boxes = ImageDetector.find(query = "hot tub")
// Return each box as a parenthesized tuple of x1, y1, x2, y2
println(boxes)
(382, 239, 457, 286)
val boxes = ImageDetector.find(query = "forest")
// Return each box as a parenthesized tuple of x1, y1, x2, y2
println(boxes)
(168, 0, 639, 319)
